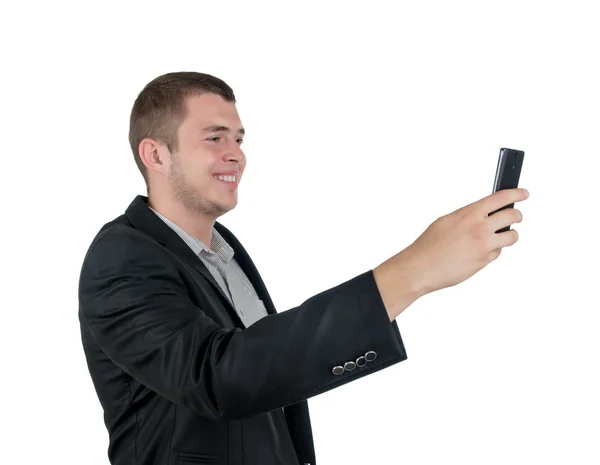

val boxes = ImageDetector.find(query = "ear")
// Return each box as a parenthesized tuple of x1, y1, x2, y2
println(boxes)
(138, 138, 170, 177)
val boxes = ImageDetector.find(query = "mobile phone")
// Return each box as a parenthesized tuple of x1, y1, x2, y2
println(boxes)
(489, 147, 525, 233)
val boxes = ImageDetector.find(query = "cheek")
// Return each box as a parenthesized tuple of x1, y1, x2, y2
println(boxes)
(177, 151, 215, 178)
(238, 158, 247, 174)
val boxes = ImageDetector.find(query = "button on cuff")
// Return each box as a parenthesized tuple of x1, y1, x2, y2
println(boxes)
(344, 361, 356, 371)
(355, 355, 367, 367)
(365, 350, 377, 362)
(332, 366, 345, 375)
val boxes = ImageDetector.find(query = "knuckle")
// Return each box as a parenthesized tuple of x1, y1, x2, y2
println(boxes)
(489, 249, 502, 261)
(434, 213, 448, 224)
(431, 215, 445, 231)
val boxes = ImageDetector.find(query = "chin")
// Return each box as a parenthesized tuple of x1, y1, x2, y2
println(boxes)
(214, 198, 238, 216)
(223, 201, 238, 213)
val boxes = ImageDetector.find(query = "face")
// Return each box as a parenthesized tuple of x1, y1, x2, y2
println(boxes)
(166, 93, 246, 219)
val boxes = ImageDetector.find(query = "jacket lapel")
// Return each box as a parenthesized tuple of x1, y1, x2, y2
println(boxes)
(124, 195, 245, 326)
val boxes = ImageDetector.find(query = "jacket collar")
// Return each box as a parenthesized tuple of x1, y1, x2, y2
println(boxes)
(124, 195, 276, 323)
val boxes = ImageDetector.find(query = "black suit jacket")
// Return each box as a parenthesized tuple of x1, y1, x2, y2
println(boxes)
(78, 195, 408, 465)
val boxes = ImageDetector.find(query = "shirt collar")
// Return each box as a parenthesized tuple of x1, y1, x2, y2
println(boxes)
(149, 207, 234, 264)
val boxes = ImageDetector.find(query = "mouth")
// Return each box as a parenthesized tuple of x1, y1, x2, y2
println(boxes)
(213, 174, 239, 188)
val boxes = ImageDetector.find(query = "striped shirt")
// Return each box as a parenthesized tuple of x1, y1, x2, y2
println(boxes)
(150, 208, 268, 328)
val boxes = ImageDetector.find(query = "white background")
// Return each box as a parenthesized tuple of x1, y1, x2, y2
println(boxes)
(2, 1, 599, 464)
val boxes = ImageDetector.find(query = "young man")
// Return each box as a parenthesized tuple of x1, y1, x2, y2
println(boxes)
(78, 71, 528, 465)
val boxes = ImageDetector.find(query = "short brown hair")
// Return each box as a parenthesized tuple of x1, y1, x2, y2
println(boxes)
(128, 71, 237, 187)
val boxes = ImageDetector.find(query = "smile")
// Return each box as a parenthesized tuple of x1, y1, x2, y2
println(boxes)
(213, 175, 239, 188)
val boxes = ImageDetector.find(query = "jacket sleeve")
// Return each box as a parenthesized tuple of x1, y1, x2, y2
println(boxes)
(79, 226, 408, 420)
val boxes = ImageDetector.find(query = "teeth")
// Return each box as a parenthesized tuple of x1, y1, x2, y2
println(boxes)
(214, 175, 236, 182)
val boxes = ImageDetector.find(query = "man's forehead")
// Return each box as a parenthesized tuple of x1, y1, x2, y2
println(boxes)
(183, 95, 243, 132)
(200, 124, 245, 135)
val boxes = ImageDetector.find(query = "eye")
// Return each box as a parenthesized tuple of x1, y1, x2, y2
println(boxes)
(206, 137, 244, 145)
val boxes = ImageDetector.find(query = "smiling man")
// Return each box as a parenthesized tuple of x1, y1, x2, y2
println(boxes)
(81, 72, 402, 465)
(78, 71, 528, 465)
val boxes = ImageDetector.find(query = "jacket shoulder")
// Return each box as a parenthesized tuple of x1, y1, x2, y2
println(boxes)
(78, 213, 166, 277)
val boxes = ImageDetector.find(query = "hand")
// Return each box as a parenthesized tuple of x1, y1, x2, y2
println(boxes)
(402, 188, 529, 295)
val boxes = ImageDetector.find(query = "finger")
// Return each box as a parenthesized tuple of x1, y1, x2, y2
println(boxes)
(479, 188, 529, 216)
(490, 228, 519, 250)
(486, 208, 523, 233)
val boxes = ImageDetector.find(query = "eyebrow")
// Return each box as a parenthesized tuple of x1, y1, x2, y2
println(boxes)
(201, 125, 245, 135)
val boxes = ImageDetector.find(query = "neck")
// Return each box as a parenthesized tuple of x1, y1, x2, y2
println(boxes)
(148, 195, 215, 249)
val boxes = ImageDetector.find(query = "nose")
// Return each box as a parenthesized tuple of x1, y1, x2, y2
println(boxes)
(224, 140, 245, 163)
